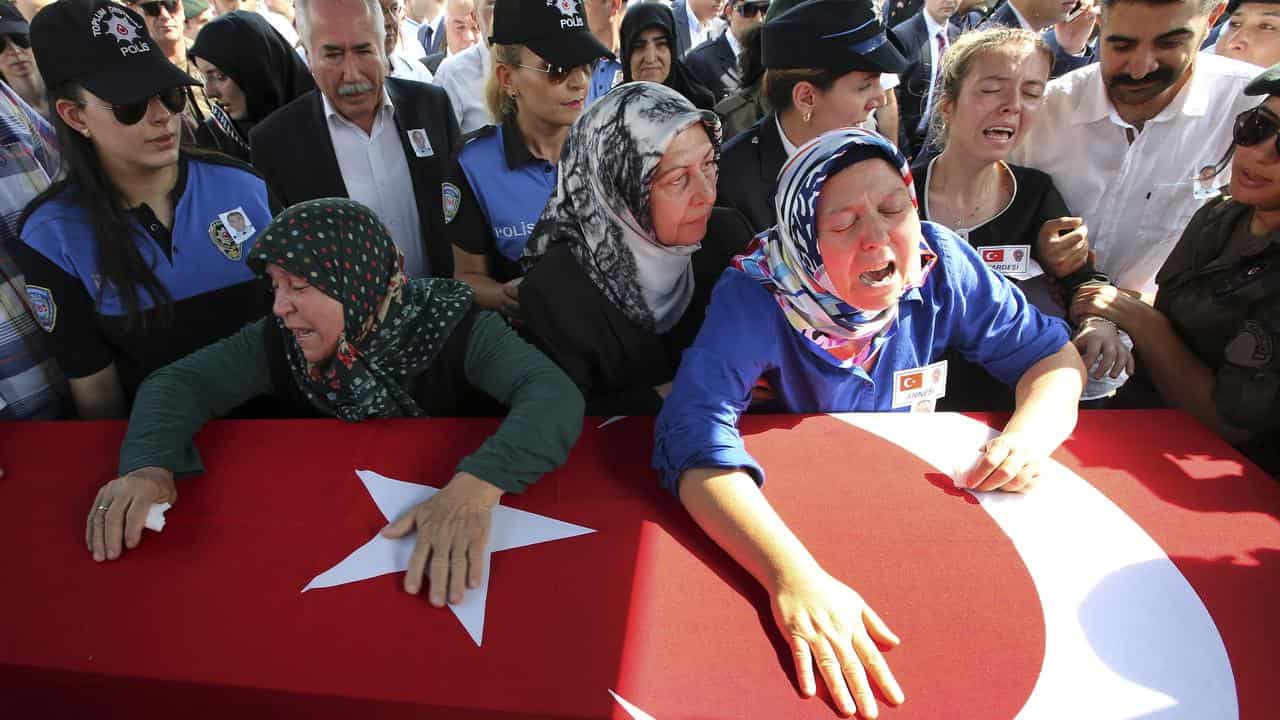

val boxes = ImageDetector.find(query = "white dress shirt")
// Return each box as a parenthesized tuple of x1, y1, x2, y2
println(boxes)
(256, 8, 299, 47)
(434, 42, 492, 134)
(389, 51, 434, 84)
(399, 17, 428, 59)
(1011, 53, 1260, 294)
(685, 6, 722, 54)
(322, 88, 428, 278)
(725, 26, 742, 58)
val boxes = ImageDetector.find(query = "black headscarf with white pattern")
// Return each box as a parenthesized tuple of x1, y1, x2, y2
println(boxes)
(523, 82, 721, 333)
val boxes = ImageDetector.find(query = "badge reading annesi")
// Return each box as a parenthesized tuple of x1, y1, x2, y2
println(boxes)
(407, 128, 434, 158)
(980, 245, 1031, 278)
(892, 360, 948, 411)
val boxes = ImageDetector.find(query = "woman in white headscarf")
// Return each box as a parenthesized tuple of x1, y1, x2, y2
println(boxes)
(519, 81, 754, 415)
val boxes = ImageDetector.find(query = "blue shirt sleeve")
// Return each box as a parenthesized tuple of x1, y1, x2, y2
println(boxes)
(653, 270, 775, 495)
(929, 225, 1071, 385)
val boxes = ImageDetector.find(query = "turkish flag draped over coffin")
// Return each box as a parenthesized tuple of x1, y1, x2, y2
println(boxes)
(0, 411, 1277, 719)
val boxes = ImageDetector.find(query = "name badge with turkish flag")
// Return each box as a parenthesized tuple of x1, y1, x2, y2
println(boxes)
(891, 360, 948, 412)
(980, 244, 1032, 279)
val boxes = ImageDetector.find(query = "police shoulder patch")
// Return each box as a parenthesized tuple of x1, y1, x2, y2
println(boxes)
(442, 182, 461, 224)
(25, 284, 56, 332)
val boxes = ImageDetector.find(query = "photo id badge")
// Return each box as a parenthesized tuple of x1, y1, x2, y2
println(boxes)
(217, 206, 256, 245)
(407, 128, 434, 158)
(980, 245, 1031, 279)
(892, 360, 948, 412)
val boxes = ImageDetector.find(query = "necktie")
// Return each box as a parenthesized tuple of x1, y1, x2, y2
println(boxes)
(932, 30, 948, 92)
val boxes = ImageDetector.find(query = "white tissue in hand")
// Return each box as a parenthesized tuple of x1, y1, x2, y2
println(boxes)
(145, 502, 172, 532)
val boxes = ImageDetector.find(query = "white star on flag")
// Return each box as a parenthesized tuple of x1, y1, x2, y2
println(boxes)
(303, 469, 595, 646)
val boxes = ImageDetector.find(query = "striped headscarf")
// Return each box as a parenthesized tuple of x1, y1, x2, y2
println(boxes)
(733, 128, 937, 368)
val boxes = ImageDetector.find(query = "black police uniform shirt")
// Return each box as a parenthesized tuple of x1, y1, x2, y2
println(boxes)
(446, 121, 559, 283)
(14, 154, 273, 401)
(715, 113, 787, 234)
(1155, 194, 1280, 475)
(912, 159, 1110, 412)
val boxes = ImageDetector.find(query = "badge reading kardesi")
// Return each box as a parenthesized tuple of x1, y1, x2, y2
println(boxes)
(980, 245, 1031, 278)
(892, 360, 948, 412)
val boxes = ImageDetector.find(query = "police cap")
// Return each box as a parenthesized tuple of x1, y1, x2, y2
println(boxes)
(1245, 62, 1280, 96)
(491, 0, 613, 69)
(762, 0, 907, 75)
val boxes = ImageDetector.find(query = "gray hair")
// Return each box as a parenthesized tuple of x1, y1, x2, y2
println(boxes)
(296, 0, 388, 52)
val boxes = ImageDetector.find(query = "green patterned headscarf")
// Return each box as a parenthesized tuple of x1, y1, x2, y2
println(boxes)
(250, 198, 473, 421)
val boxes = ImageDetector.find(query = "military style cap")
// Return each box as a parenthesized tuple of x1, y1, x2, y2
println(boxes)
(0, 2, 29, 36)
(31, 0, 197, 105)
(490, 0, 613, 69)
(764, 0, 803, 22)
(1245, 62, 1280, 96)
(763, 0, 907, 75)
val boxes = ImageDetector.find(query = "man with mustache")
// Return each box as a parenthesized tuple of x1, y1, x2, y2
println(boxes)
(1012, 0, 1259, 297)
(250, 0, 462, 279)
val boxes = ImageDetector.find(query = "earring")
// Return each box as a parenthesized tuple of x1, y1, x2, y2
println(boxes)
(803, 111, 812, 123)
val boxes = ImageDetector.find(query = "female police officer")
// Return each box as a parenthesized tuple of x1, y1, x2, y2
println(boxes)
(446, 0, 611, 320)
(1075, 64, 1280, 476)
(14, 0, 273, 418)
(717, 0, 908, 233)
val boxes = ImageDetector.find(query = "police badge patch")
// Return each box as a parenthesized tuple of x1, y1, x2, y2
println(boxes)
(442, 182, 461, 224)
(208, 218, 243, 261)
(25, 285, 56, 332)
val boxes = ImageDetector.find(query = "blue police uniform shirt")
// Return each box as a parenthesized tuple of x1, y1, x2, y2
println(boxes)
(451, 123, 558, 277)
(15, 155, 272, 397)
(652, 222, 1071, 493)
(588, 58, 623, 106)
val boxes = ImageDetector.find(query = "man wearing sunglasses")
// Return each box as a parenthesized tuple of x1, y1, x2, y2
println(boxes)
(1071, 64, 1280, 476)
(0, 3, 48, 118)
(685, 0, 767, 103)
(1013, 0, 1261, 297)
(251, 0, 462, 279)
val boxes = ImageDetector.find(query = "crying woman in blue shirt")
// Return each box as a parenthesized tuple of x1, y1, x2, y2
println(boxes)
(653, 128, 1085, 719)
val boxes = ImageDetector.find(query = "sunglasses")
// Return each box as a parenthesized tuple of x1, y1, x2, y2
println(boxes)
(516, 62, 589, 85)
(737, 2, 768, 18)
(0, 33, 30, 53)
(92, 86, 188, 125)
(138, 0, 180, 17)
(1234, 105, 1280, 156)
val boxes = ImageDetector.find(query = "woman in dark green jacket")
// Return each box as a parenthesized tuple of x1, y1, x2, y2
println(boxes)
(85, 198, 585, 610)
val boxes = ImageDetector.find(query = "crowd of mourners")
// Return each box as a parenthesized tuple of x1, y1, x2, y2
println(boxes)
(0, 0, 1276, 715)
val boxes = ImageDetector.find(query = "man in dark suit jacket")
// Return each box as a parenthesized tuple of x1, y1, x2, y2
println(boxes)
(893, 0, 962, 160)
(685, 0, 767, 102)
(251, 0, 462, 279)
(980, 0, 1098, 78)
(671, 0, 724, 58)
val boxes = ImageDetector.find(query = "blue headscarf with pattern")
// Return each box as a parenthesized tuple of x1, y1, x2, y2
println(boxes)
(732, 128, 937, 368)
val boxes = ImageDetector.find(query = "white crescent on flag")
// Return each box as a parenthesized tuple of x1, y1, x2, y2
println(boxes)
(831, 412, 1238, 720)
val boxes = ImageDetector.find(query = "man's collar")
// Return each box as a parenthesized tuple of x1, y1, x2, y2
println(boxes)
(726, 27, 743, 56)
(923, 10, 947, 37)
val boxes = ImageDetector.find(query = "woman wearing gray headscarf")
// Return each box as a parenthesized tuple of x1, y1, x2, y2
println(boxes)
(519, 82, 754, 416)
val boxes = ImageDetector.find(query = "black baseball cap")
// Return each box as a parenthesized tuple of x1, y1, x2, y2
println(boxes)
(1246, 62, 1280, 97)
(0, 3, 29, 36)
(490, 0, 613, 69)
(31, 0, 198, 105)
(763, 0, 908, 75)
